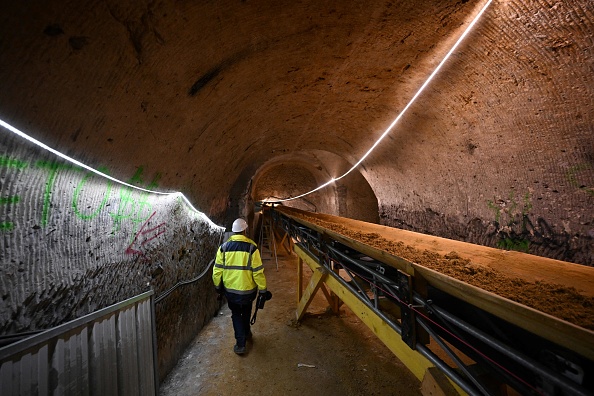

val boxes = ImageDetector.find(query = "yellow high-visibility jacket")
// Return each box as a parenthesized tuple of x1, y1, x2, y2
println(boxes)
(213, 234, 267, 295)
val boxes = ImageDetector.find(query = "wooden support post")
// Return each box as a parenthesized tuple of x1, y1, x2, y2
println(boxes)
(330, 260, 341, 313)
(320, 284, 339, 314)
(279, 231, 291, 255)
(294, 244, 435, 383)
(421, 367, 459, 396)
(296, 267, 327, 321)
(297, 257, 303, 304)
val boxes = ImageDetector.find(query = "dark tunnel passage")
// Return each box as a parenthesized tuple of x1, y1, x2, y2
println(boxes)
(0, 0, 593, 392)
(250, 150, 380, 223)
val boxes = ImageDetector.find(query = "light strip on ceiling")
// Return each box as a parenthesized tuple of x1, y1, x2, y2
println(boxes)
(0, 119, 223, 230)
(272, 0, 492, 203)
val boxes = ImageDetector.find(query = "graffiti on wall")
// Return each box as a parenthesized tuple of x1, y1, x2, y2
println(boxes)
(0, 155, 28, 231)
(485, 185, 591, 258)
(109, 166, 162, 239)
(125, 211, 167, 257)
(37, 160, 83, 226)
(487, 191, 533, 252)
(0, 154, 167, 249)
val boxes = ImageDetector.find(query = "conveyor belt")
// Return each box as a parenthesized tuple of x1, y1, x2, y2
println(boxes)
(271, 206, 594, 396)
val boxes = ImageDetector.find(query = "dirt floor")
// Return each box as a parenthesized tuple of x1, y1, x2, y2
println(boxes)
(159, 250, 422, 396)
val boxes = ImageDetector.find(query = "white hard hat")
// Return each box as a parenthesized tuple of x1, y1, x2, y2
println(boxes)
(231, 218, 248, 233)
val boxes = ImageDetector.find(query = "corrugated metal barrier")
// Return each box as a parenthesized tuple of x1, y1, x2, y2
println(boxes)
(0, 290, 158, 395)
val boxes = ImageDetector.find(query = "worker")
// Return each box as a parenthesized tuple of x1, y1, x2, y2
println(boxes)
(213, 218, 267, 355)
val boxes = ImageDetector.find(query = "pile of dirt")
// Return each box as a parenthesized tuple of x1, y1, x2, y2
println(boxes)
(288, 210, 594, 331)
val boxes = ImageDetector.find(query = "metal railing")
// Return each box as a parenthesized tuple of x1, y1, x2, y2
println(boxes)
(0, 290, 158, 396)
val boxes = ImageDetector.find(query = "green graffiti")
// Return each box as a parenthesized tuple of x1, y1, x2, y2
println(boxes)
(136, 171, 160, 218)
(486, 199, 501, 223)
(487, 192, 533, 227)
(110, 167, 160, 239)
(521, 192, 532, 229)
(73, 167, 113, 220)
(0, 196, 18, 231)
(129, 166, 144, 185)
(0, 196, 20, 204)
(36, 161, 81, 226)
(487, 191, 533, 253)
(135, 172, 161, 221)
(146, 172, 161, 190)
(567, 163, 594, 196)
(0, 156, 28, 169)
(497, 236, 530, 252)
(111, 186, 136, 232)
(0, 222, 14, 231)
(1, 154, 165, 231)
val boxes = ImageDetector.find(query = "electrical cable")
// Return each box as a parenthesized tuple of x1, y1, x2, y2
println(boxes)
(0, 119, 223, 230)
(155, 259, 215, 304)
(269, 0, 493, 203)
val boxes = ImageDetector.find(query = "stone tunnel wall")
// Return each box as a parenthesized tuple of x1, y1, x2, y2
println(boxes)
(378, 202, 594, 266)
(0, 129, 224, 381)
(368, 0, 594, 267)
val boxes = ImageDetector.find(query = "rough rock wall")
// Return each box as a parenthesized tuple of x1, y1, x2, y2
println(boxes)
(371, 0, 594, 266)
(0, 130, 224, 380)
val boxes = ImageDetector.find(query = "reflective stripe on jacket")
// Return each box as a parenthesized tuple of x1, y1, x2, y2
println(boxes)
(213, 234, 267, 295)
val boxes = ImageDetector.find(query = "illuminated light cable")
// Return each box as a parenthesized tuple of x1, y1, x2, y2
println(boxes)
(272, 0, 492, 203)
(282, 178, 336, 201)
(0, 119, 223, 230)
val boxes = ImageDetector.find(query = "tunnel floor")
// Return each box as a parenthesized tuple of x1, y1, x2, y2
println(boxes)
(159, 249, 421, 395)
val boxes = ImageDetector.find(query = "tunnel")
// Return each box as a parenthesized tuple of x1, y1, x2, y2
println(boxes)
(0, 0, 593, 394)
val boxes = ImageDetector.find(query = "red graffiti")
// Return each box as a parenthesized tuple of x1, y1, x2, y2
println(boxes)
(125, 211, 167, 256)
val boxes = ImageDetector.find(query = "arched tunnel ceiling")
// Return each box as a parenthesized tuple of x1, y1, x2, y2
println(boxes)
(0, 0, 592, 235)
(251, 150, 380, 222)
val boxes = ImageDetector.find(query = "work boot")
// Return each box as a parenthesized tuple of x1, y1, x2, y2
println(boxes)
(233, 344, 246, 355)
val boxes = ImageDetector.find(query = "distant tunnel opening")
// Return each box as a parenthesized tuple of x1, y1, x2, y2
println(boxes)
(250, 150, 379, 224)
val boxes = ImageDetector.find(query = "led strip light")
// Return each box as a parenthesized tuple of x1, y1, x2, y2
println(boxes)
(0, 0, 491, 218)
(0, 119, 223, 230)
(272, 0, 492, 203)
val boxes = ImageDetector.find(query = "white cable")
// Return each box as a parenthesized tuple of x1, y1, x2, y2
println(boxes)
(0, 0, 491, 214)
(273, 0, 492, 203)
(0, 119, 223, 230)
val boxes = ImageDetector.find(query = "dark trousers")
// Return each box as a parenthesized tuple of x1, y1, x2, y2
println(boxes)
(226, 292, 256, 347)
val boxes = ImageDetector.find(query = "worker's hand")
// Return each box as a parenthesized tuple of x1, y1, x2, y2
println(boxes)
(256, 291, 272, 309)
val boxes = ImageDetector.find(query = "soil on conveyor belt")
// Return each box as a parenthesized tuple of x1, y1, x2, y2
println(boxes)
(283, 209, 594, 331)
